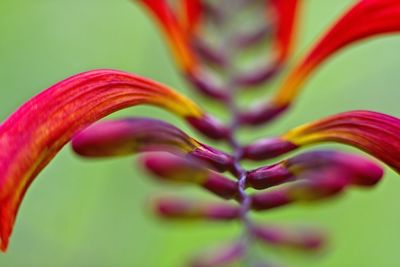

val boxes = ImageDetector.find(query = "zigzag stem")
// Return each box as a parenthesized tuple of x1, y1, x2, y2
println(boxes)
(216, 1, 257, 265)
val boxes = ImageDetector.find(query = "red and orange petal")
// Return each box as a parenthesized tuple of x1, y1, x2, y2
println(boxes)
(283, 110, 400, 173)
(272, 0, 400, 107)
(138, 0, 199, 75)
(270, 0, 301, 65)
(179, 0, 203, 35)
(243, 110, 400, 174)
(0, 69, 208, 251)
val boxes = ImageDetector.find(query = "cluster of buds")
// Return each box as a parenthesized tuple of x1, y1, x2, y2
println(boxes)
(0, 0, 400, 266)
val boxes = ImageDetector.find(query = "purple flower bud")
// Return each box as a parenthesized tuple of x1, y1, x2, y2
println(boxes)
(191, 144, 234, 172)
(253, 224, 325, 251)
(192, 39, 227, 67)
(186, 71, 228, 101)
(153, 196, 240, 221)
(187, 114, 229, 140)
(72, 118, 233, 172)
(251, 190, 293, 211)
(251, 169, 349, 211)
(247, 163, 293, 189)
(286, 150, 384, 187)
(242, 137, 298, 161)
(239, 103, 289, 126)
(190, 242, 245, 267)
(234, 26, 272, 48)
(285, 170, 348, 202)
(235, 65, 280, 87)
(202, 173, 239, 200)
(142, 153, 238, 199)
(247, 150, 384, 190)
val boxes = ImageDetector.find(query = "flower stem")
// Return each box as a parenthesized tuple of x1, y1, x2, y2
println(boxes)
(219, 1, 256, 265)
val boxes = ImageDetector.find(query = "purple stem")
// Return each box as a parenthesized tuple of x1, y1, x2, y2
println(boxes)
(217, 1, 256, 265)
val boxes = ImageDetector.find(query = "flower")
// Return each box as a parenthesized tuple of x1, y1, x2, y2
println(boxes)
(242, 0, 400, 125)
(0, 69, 224, 251)
(272, 0, 400, 108)
(244, 110, 400, 173)
(2, 0, 400, 266)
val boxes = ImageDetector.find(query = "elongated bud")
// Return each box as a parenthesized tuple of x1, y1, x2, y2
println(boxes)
(246, 164, 293, 190)
(251, 169, 348, 211)
(235, 66, 280, 88)
(192, 39, 227, 67)
(72, 118, 233, 172)
(247, 150, 384, 190)
(234, 26, 271, 48)
(154, 196, 240, 221)
(282, 171, 348, 202)
(190, 242, 245, 267)
(142, 154, 238, 199)
(286, 150, 384, 187)
(242, 137, 297, 161)
(187, 114, 229, 140)
(185, 70, 229, 101)
(239, 104, 289, 126)
(253, 224, 325, 251)
(251, 190, 293, 211)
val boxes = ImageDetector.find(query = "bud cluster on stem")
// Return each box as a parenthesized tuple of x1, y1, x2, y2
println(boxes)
(1, 0, 400, 266)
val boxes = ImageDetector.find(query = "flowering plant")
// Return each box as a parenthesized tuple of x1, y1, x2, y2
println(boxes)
(1, 0, 400, 266)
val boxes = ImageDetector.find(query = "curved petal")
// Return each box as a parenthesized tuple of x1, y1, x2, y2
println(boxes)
(137, 0, 198, 75)
(270, 0, 301, 65)
(272, 0, 400, 107)
(137, 0, 228, 100)
(243, 110, 400, 173)
(179, 0, 203, 35)
(0, 69, 222, 251)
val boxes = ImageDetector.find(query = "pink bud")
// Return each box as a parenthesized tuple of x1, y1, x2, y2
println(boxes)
(247, 163, 293, 189)
(142, 153, 238, 199)
(153, 196, 240, 221)
(235, 66, 280, 87)
(253, 224, 325, 251)
(190, 242, 245, 267)
(186, 71, 228, 101)
(251, 169, 349, 211)
(187, 114, 229, 140)
(242, 137, 297, 161)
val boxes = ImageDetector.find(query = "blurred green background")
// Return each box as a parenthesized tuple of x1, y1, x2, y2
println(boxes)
(1, 0, 400, 266)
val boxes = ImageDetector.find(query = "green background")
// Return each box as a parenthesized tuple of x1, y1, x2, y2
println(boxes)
(0, 0, 400, 266)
